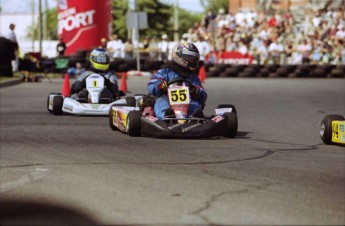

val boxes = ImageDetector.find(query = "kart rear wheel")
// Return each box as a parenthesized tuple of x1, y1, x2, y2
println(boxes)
(320, 115, 344, 145)
(126, 96, 136, 107)
(224, 112, 238, 138)
(109, 106, 118, 131)
(126, 111, 141, 136)
(217, 104, 237, 113)
(52, 96, 63, 115)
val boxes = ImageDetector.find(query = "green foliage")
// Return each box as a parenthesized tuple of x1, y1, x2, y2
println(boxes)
(112, 0, 202, 42)
(200, 0, 228, 13)
(25, 7, 58, 40)
(112, 0, 129, 40)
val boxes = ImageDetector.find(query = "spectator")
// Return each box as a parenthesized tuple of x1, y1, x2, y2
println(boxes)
(107, 34, 124, 59)
(268, 38, 284, 64)
(67, 62, 86, 78)
(19, 53, 40, 82)
(310, 40, 323, 64)
(284, 40, 294, 64)
(205, 10, 217, 30)
(143, 37, 150, 49)
(341, 40, 345, 64)
(335, 26, 345, 40)
(100, 38, 108, 49)
(56, 37, 66, 57)
(124, 38, 134, 59)
(148, 36, 160, 61)
(194, 35, 211, 74)
(6, 23, 19, 71)
(158, 34, 169, 62)
(297, 39, 312, 64)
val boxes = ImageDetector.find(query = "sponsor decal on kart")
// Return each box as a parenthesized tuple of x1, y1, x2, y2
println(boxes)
(212, 115, 224, 123)
(91, 104, 101, 109)
(115, 111, 126, 131)
(63, 104, 73, 111)
(215, 108, 232, 115)
(182, 123, 200, 132)
(340, 125, 344, 132)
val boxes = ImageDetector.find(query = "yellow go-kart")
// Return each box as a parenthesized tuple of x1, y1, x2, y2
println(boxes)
(320, 115, 345, 145)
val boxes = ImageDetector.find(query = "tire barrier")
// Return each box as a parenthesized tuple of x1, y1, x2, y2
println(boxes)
(205, 64, 344, 78)
(21, 51, 344, 79)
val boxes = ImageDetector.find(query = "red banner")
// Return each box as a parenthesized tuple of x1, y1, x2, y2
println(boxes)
(206, 51, 253, 64)
(58, 0, 112, 55)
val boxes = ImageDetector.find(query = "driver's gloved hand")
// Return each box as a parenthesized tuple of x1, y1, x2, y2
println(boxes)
(158, 80, 168, 93)
(189, 84, 198, 97)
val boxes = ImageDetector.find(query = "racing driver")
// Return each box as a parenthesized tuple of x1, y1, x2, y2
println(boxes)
(70, 48, 118, 101)
(148, 42, 207, 119)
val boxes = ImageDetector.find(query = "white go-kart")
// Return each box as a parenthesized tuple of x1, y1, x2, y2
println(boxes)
(47, 73, 132, 116)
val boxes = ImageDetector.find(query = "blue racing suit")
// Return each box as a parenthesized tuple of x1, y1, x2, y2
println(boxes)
(148, 68, 207, 120)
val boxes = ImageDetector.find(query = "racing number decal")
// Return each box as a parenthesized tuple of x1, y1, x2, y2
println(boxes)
(168, 87, 190, 105)
(92, 80, 98, 87)
(170, 89, 187, 102)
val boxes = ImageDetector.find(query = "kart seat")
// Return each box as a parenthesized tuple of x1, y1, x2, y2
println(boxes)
(77, 90, 88, 103)
(100, 91, 111, 104)
(140, 94, 156, 113)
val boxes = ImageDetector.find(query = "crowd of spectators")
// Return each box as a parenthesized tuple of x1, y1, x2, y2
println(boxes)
(104, 6, 345, 66)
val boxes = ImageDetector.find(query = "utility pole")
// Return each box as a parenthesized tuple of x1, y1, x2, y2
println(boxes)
(31, 0, 35, 51)
(38, 0, 43, 54)
(133, 0, 140, 71)
(174, 0, 179, 42)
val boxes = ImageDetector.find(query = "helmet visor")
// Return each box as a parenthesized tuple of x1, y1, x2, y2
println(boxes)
(90, 55, 109, 64)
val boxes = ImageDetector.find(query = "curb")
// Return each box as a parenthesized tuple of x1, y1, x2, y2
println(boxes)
(0, 78, 23, 88)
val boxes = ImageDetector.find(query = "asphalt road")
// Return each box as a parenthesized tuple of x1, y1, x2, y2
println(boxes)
(1, 76, 344, 225)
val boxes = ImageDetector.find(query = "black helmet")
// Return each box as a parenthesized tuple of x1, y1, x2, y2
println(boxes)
(172, 43, 200, 77)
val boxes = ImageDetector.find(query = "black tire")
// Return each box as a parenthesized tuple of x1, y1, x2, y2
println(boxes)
(52, 96, 63, 115)
(224, 112, 238, 138)
(47, 93, 62, 113)
(216, 104, 237, 114)
(47, 95, 53, 113)
(127, 111, 141, 136)
(126, 96, 136, 107)
(320, 115, 344, 145)
(109, 105, 118, 131)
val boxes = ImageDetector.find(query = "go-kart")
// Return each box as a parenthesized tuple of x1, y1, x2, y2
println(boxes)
(47, 73, 129, 116)
(109, 78, 238, 138)
(320, 115, 345, 145)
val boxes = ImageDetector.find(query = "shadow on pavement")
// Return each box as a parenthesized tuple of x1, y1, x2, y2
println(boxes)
(0, 197, 100, 225)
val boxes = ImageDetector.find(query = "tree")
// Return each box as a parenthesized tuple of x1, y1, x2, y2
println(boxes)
(200, 0, 228, 13)
(25, 7, 58, 40)
(112, 0, 202, 42)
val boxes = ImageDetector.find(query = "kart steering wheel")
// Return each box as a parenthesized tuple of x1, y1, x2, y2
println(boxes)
(167, 78, 193, 86)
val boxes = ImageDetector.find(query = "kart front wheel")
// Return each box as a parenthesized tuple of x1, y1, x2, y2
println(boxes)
(224, 112, 238, 138)
(109, 106, 118, 131)
(52, 96, 63, 115)
(126, 111, 141, 136)
(320, 115, 344, 145)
